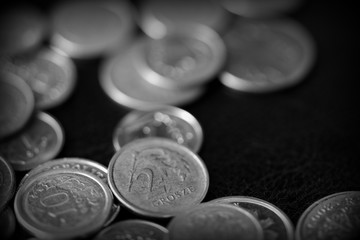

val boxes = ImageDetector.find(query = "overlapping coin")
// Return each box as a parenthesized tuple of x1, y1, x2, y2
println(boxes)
(0, 157, 16, 212)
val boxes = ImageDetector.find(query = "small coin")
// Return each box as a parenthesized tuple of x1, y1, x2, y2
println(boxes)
(0, 48, 76, 109)
(113, 106, 203, 153)
(295, 191, 360, 240)
(0, 71, 34, 139)
(14, 168, 113, 240)
(220, 18, 315, 93)
(99, 41, 205, 110)
(210, 196, 294, 240)
(139, 0, 230, 39)
(51, 0, 135, 58)
(0, 112, 64, 171)
(0, 207, 16, 240)
(134, 24, 226, 90)
(166, 203, 264, 240)
(108, 137, 209, 218)
(0, 157, 16, 212)
(94, 219, 168, 240)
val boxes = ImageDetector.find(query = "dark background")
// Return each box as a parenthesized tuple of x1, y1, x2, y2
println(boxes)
(2, 0, 360, 239)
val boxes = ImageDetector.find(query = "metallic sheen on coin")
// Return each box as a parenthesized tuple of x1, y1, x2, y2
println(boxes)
(166, 203, 264, 240)
(14, 168, 113, 240)
(0, 112, 64, 171)
(295, 191, 360, 240)
(94, 219, 168, 240)
(210, 196, 294, 240)
(113, 106, 203, 153)
(108, 138, 209, 218)
(0, 157, 16, 212)
(221, 18, 315, 93)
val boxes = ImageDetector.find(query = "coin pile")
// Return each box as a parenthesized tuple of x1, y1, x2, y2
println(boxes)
(1, 0, 359, 239)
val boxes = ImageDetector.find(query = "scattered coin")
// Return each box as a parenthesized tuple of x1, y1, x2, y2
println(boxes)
(210, 196, 294, 240)
(0, 207, 16, 240)
(166, 203, 264, 240)
(94, 219, 168, 240)
(108, 137, 209, 218)
(295, 191, 360, 240)
(14, 168, 113, 240)
(0, 112, 64, 171)
(113, 106, 203, 153)
(0, 157, 16, 212)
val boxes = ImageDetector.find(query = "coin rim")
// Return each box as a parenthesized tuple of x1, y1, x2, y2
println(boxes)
(0, 157, 16, 212)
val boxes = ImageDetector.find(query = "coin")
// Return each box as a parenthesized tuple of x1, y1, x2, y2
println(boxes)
(133, 24, 226, 90)
(14, 168, 113, 239)
(295, 191, 360, 240)
(0, 71, 34, 139)
(0, 48, 76, 109)
(220, 18, 315, 93)
(210, 196, 294, 240)
(94, 219, 168, 240)
(166, 203, 264, 240)
(0, 112, 64, 171)
(139, 0, 230, 39)
(51, 0, 135, 58)
(108, 138, 209, 218)
(113, 106, 203, 153)
(99, 41, 205, 110)
(0, 207, 16, 240)
(0, 157, 16, 212)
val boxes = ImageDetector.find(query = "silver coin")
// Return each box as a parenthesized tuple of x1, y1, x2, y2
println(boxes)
(99, 41, 205, 110)
(210, 196, 294, 240)
(0, 112, 64, 171)
(0, 157, 16, 212)
(94, 219, 168, 240)
(108, 138, 209, 218)
(51, 0, 135, 58)
(166, 202, 264, 240)
(139, 0, 230, 39)
(0, 48, 76, 109)
(113, 106, 203, 153)
(221, 18, 315, 93)
(14, 168, 113, 239)
(0, 207, 16, 240)
(134, 24, 226, 90)
(0, 71, 34, 139)
(295, 191, 360, 240)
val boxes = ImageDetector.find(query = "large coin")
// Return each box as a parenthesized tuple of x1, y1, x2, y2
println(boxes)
(113, 106, 203, 153)
(14, 168, 113, 239)
(166, 203, 264, 240)
(0, 112, 64, 171)
(108, 138, 209, 218)
(0, 157, 16, 212)
(221, 18, 315, 93)
(295, 191, 360, 240)
(94, 219, 168, 240)
(211, 196, 294, 240)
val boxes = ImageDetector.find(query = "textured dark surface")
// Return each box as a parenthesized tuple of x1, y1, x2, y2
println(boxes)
(1, 0, 360, 239)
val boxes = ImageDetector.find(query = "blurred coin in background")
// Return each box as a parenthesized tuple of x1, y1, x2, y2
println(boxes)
(0, 156, 16, 212)
(0, 207, 16, 240)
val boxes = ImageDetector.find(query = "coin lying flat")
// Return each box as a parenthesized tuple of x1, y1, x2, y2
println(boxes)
(99, 41, 205, 110)
(108, 138, 209, 218)
(210, 196, 294, 240)
(14, 168, 113, 240)
(0, 71, 34, 139)
(296, 191, 360, 240)
(0, 157, 16, 212)
(51, 0, 135, 58)
(0, 112, 64, 171)
(221, 18, 315, 93)
(166, 203, 264, 240)
(94, 219, 168, 240)
(113, 106, 203, 153)
(0, 207, 16, 240)
(134, 24, 226, 90)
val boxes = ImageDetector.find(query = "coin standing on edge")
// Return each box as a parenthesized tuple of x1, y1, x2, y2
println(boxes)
(108, 138, 209, 218)
(14, 168, 113, 240)
(0, 157, 16, 212)
(94, 219, 168, 240)
(210, 196, 294, 240)
(113, 106, 203, 153)
(0, 71, 34, 140)
(0, 112, 64, 171)
(295, 191, 360, 240)
(221, 18, 315, 93)
(166, 203, 264, 240)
